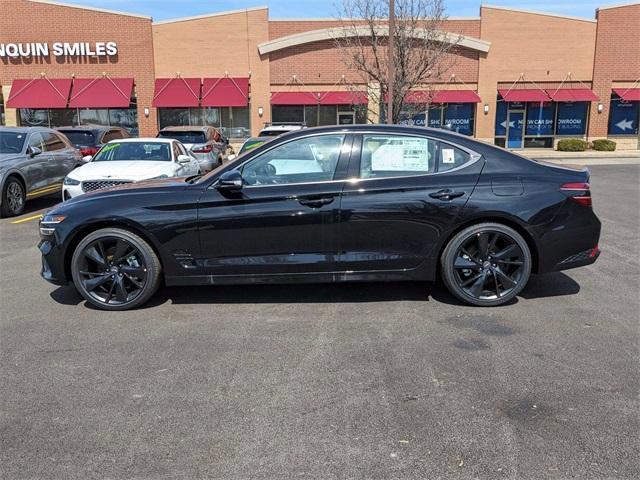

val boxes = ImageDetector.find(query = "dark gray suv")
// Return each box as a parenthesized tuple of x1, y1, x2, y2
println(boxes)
(0, 126, 81, 217)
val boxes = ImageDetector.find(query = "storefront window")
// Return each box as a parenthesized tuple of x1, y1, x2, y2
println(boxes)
(21, 104, 139, 134)
(158, 106, 250, 139)
(556, 102, 588, 136)
(608, 97, 639, 136)
(272, 104, 365, 127)
(443, 103, 475, 135)
(494, 99, 508, 137)
(0, 92, 4, 125)
(526, 102, 554, 136)
(272, 105, 304, 123)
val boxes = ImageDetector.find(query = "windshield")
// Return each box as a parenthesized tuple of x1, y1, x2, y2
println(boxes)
(158, 131, 206, 144)
(239, 139, 267, 154)
(93, 142, 172, 162)
(0, 132, 27, 154)
(59, 130, 95, 146)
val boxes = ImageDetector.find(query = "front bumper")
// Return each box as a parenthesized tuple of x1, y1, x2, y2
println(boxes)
(39, 238, 69, 285)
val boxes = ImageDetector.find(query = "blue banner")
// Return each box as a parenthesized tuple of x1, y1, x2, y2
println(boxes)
(443, 103, 474, 136)
(495, 101, 508, 136)
(608, 99, 639, 135)
(556, 102, 588, 135)
(526, 102, 554, 136)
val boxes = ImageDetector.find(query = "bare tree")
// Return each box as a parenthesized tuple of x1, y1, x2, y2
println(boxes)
(334, 0, 460, 123)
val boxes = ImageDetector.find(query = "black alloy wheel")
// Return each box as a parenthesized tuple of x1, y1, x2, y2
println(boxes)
(1, 177, 26, 217)
(71, 228, 161, 311)
(441, 223, 532, 306)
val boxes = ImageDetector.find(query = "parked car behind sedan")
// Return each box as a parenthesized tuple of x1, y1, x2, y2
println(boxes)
(57, 125, 130, 160)
(157, 126, 225, 172)
(0, 126, 81, 217)
(62, 138, 200, 200)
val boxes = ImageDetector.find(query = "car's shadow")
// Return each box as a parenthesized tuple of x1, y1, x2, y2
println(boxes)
(49, 272, 580, 310)
(16, 194, 61, 217)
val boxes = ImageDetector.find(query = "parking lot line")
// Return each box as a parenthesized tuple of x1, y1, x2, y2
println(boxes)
(10, 214, 43, 224)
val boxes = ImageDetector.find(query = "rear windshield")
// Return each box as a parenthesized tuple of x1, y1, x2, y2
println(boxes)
(258, 130, 287, 137)
(0, 131, 26, 154)
(59, 130, 96, 146)
(93, 142, 172, 162)
(158, 131, 206, 144)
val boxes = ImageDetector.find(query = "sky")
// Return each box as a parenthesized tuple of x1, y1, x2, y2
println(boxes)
(54, 0, 605, 21)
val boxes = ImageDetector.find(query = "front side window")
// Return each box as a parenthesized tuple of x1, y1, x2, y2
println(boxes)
(242, 134, 345, 186)
(360, 135, 437, 178)
(93, 142, 171, 162)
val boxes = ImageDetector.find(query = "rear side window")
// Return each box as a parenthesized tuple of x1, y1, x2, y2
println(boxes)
(438, 143, 471, 172)
(360, 135, 437, 178)
(41, 132, 66, 151)
(102, 130, 123, 143)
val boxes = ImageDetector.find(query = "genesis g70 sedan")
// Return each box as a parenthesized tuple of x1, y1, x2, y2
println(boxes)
(39, 125, 601, 310)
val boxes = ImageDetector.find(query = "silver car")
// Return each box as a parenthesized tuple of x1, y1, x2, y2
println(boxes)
(157, 126, 226, 172)
(0, 126, 81, 217)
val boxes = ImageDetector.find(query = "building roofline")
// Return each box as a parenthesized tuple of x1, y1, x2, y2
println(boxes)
(152, 6, 268, 25)
(28, 0, 151, 19)
(597, 1, 640, 11)
(481, 4, 597, 23)
(258, 25, 491, 55)
(269, 17, 482, 22)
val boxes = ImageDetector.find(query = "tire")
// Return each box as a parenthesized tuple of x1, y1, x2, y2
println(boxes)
(1, 176, 26, 217)
(71, 228, 162, 311)
(441, 222, 532, 306)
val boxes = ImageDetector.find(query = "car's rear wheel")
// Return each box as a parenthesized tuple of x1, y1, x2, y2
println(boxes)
(441, 223, 532, 306)
(71, 228, 161, 311)
(1, 177, 26, 217)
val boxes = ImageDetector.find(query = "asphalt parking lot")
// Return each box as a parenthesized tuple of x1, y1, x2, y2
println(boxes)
(1, 163, 638, 479)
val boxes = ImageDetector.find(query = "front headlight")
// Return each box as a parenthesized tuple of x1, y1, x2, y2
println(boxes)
(63, 176, 80, 186)
(40, 214, 66, 236)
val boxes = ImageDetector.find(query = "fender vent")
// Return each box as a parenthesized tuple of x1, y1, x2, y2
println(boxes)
(172, 250, 197, 269)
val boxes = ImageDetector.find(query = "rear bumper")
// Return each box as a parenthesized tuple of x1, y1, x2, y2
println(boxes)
(552, 245, 600, 272)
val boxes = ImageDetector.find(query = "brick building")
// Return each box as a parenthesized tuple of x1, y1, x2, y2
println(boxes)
(1, 0, 638, 149)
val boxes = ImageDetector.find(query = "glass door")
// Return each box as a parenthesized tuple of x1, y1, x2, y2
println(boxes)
(507, 110, 525, 148)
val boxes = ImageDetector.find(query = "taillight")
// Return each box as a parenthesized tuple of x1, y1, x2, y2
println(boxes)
(561, 182, 592, 207)
(192, 144, 213, 153)
(80, 147, 98, 157)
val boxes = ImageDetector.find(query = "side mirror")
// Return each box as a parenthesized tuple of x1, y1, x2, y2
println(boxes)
(82, 155, 93, 162)
(217, 170, 243, 191)
(177, 154, 191, 164)
(28, 146, 42, 157)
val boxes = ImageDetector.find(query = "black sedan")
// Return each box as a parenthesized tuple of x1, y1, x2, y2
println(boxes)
(38, 125, 601, 311)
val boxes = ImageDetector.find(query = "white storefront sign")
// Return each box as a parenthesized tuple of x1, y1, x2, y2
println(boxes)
(0, 42, 118, 58)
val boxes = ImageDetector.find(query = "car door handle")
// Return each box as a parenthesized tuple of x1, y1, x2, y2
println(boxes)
(298, 196, 335, 208)
(429, 189, 465, 201)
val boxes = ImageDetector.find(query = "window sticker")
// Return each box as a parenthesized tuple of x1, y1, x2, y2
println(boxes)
(441, 148, 455, 164)
(371, 138, 429, 171)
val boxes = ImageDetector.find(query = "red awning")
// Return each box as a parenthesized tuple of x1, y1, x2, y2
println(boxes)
(318, 91, 367, 105)
(270, 91, 320, 105)
(6, 78, 72, 108)
(547, 88, 598, 102)
(498, 88, 550, 102)
(69, 77, 134, 108)
(153, 78, 201, 107)
(432, 90, 481, 103)
(613, 88, 640, 101)
(201, 77, 249, 107)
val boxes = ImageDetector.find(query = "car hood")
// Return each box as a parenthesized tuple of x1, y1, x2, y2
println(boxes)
(68, 160, 176, 181)
(0, 153, 25, 163)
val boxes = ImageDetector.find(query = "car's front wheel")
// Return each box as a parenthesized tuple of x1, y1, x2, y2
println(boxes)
(1, 177, 26, 217)
(441, 222, 532, 306)
(71, 228, 161, 311)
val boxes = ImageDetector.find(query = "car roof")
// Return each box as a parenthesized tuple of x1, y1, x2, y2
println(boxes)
(0, 126, 56, 134)
(106, 137, 175, 144)
(56, 125, 113, 132)
(160, 126, 212, 132)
